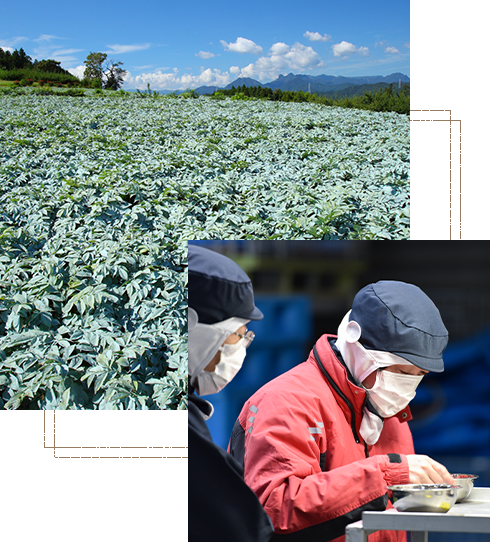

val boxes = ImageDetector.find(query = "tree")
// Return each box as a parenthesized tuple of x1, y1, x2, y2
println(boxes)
(83, 52, 107, 83)
(0, 48, 12, 70)
(11, 48, 32, 69)
(104, 61, 127, 90)
(34, 59, 69, 74)
(83, 52, 127, 90)
(0, 47, 32, 70)
(0, 50, 8, 70)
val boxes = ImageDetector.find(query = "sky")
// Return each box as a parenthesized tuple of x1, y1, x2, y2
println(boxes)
(1, 0, 409, 90)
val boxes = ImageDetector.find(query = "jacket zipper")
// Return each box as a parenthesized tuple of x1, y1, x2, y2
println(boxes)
(361, 395, 370, 458)
(313, 345, 362, 445)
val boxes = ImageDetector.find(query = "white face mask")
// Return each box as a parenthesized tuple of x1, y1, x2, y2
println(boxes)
(196, 339, 247, 396)
(359, 369, 423, 445)
(367, 368, 424, 418)
(335, 310, 425, 445)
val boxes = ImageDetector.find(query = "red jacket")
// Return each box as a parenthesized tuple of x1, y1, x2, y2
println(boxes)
(229, 335, 414, 542)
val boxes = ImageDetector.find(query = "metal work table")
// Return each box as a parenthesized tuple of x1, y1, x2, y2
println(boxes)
(345, 487, 490, 541)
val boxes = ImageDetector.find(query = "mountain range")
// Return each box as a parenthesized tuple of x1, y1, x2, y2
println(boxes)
(195, 72, 409, 96)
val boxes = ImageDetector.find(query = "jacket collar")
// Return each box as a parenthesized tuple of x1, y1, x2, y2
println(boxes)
(189, 386, 214, 421)
(309, 334, 412, 431)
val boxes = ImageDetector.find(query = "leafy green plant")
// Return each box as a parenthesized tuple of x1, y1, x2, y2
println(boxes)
(180, 88, 199, 99)
(210, 91, 226, 100)
(63, 88, 86, 97)
(230, 92, 252, 101)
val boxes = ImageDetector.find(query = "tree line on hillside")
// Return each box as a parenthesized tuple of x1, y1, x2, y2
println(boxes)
(212, 84, 410, 115)
(0, 47, 72, 75)
(0, 48, 127, 90)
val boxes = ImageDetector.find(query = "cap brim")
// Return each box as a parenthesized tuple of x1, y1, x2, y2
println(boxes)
(247, 306, 264, 321)
(392, 351, 444, 373)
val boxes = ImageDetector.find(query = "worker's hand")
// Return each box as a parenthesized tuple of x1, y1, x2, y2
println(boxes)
(406, 455, 455, 485)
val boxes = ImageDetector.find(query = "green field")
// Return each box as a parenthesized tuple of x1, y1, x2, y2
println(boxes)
(0, 91, 409, 409)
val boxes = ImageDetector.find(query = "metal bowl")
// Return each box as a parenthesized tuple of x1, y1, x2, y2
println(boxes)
(387, 484, 461, 513)
(451, 474, 479, 502)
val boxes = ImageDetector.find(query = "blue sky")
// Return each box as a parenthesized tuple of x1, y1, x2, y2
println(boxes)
(1, 0, 409, 90)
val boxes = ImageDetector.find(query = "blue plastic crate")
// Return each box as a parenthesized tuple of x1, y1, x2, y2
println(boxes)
(232, 348, 274, 391)
(248, 295, 312, 346)
(410, 327, 490, 459)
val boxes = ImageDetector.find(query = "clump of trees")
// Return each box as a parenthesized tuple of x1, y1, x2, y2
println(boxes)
(82, 52, 127, 90)
(0, 47, 33, 70)
(0, 47, 73, 75)
(212, 83, 410, 115)
(0, 47, 79, 84)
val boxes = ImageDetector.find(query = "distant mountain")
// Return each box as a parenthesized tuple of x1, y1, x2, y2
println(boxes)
(224, 77, 263, 90)
(264, 72, 409, 93)
(380, 73, 410, 84)
(194, 72, 409, 95)
(193, 85, 221, 95)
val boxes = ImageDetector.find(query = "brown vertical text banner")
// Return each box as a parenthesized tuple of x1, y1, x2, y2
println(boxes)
(412, 109, 453, 239)
(43, 411, 188, 459)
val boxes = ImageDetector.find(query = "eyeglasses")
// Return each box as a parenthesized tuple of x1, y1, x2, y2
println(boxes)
(232, 329, 255, 349)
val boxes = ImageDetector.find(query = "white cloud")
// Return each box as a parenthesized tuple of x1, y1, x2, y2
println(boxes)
(240, 55, 287, 79)
(230, 66, 240, 74)
(269, 42, 290, 56)
(34, 34, 67, 42)
(105, 43, 151, 54)
(51, 55, 82, 65)
(31, 35, 77, 63)
(285, 42, 325, 68)
(0, 36, 29, 51)
(52, 48, 84, 56)
(375, 40, 386, 49)
(197, 68, 222, 84)
(405, 42, 410, 49)
(220, 37, 263, 55)
(332, 41, 357, 57)
(68, 65, 86, 79)
(385, 46, 400, 54)
(239, 63, 259, 79)
(125, 67, 231, 90)
(32, 42, 84, 67)
(196, 51, 215, 59)
(235, 41, 325, 82)
(304, 31, 331, 42)
(332, 41, 369, 58)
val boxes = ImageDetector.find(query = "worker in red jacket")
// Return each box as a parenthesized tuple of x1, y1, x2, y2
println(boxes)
(229, 280, 455, 542)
